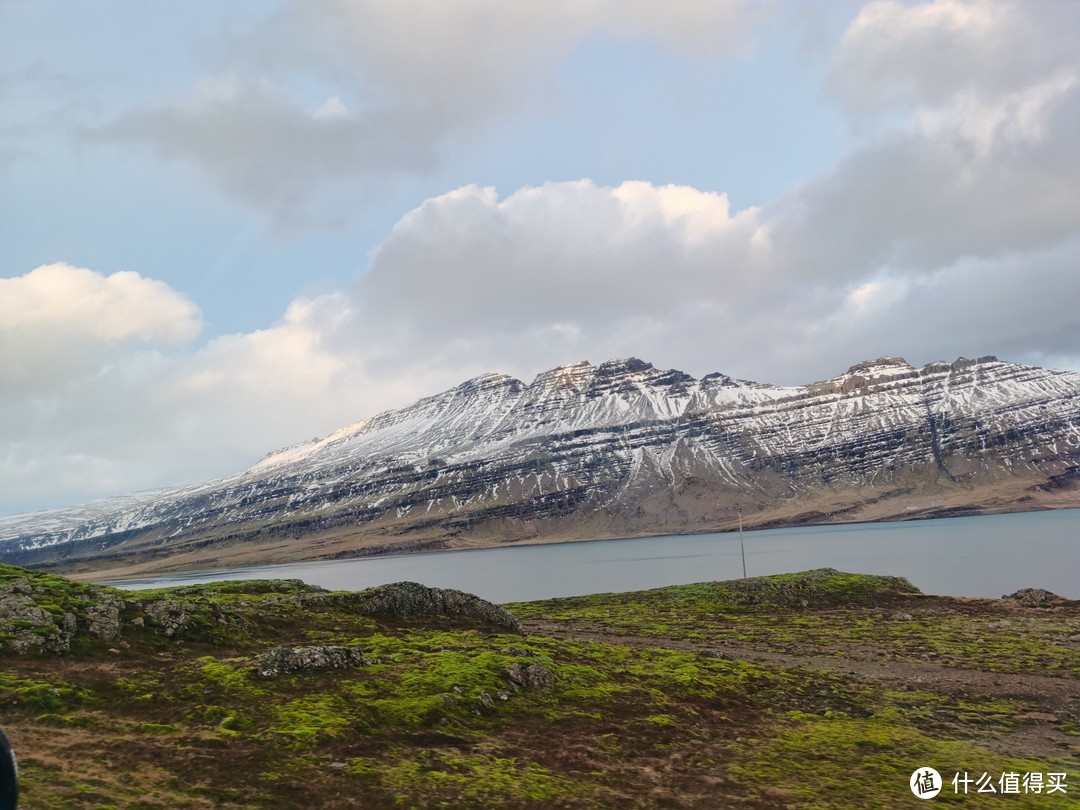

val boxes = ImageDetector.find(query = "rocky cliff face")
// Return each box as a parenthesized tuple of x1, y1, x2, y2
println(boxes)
(2, 355, 1079, 571)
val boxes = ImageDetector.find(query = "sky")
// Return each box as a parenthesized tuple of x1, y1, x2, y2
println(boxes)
(2, 0, 1080, 516)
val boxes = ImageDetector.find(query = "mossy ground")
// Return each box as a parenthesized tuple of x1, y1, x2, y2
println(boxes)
(0, 566, 1076, 808)
(509, 569, 1080, 675)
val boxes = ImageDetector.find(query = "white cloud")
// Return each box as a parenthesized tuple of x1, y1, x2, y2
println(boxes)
(845, 277, 908, 318)
(761, 3, 1080, 369)
(0, 276, 361, 512)
(915, 73, 1079, 156)
(0, 263, 200, 344)
(0, 264, 203, 510)
(743, 0, 1080, 324)
(313, 96, 350, 122)
(0, 263, 201, 387)
(272, 0, 755, 111)
(0, 183, 768, 511)
(179, 293, 350, 397)
(343, 180, 771, 380)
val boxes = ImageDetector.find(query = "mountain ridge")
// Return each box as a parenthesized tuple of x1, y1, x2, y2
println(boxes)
(2, 354, 1079, 576)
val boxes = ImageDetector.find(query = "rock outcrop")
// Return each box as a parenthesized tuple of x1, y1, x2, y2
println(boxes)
(1002, 588, 1063, 608)
(504, 661, 556, 690)
(0, 564, 522, 668)
(356, 582, 523, 634)
(712, 568, 921, 608)
(141, 600, 195, 638)
(85, 595, 125, 641)
(0, 577, 74, 654)
(256, 645, 368, 678)
(0, 564, 237, 654)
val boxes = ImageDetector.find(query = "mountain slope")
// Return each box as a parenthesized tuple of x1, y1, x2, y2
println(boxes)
(2, 355, 1080, 574)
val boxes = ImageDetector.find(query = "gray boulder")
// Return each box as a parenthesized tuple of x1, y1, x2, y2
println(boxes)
(1002, 588, 1061, 608)
(256, 645, 367, 678)
(356, 582, 523, 634)
(142, 600, 193, 638)
(504, 661, 556, 690)
(0, 579, 72, 654)
(85, 595, 125, 641)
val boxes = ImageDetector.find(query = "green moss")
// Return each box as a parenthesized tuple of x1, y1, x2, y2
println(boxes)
(3, 567, 1074, 808)
(508, 569, 919, 619)
(644, 714, 676, 726)
(0, 671, 93, 712)
(730, 709, 1070, 808)
(218, 713, 255, 736)
(346, 749, 580, 805)
(139, 722, 180, 735)
(270, 693, 352, 745)
(508, 572, 1078, 677)
(0, 563, 105, 596)
(113, 672, 161, 704)
(35, 712, 101, 729)
(197, 657, 258, 689)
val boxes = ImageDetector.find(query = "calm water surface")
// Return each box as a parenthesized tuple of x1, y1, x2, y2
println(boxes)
(103, 509, 1080, 602)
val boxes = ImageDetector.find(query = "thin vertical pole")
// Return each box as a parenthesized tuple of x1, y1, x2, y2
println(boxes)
(739, 507, 746, 579)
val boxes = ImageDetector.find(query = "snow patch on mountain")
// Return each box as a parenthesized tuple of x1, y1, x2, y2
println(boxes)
(2, 355, 1079, 560)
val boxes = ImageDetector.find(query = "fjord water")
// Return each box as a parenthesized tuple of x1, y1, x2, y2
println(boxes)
(104, 509, 1080, 602)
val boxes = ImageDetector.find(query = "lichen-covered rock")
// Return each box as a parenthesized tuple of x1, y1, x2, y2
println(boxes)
(256, 645, 367, 678)
(284, 591, 338, 609)
(85, 595, 125, 641)
(1002, 588, 1061, 608)
(504, 662, 556, 690)
(142, 600, 192, 638)
(0, 579, 72, 653)
(3, 578, 32, 596)
(355, 581, 523, 634)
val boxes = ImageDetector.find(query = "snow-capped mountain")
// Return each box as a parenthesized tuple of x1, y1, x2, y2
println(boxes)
(2, 355, 1079, 572)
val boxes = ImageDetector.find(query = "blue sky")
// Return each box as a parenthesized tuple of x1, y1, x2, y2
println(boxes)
(2, 0, 1079, 515)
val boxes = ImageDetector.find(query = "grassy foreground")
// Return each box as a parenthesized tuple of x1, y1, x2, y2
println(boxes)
(0, 564, 1077, 808)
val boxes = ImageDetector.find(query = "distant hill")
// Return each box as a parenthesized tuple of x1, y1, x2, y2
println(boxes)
(2, 354, 1079, 576)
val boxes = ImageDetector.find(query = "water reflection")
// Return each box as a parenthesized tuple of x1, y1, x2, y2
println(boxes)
(103, 509, 1080, 603)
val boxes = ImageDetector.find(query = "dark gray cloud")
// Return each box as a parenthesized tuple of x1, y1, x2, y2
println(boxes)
(90, 78, 440, 225)
(83, 1, 758, 223)
(828, 0, 1080, 114)
(769, 79, 1080, 282)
